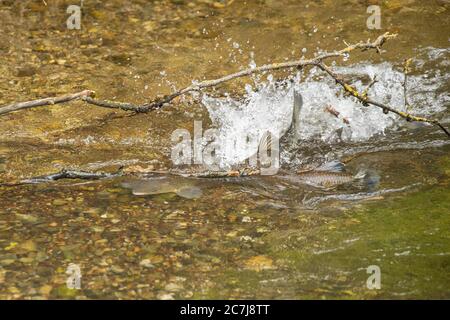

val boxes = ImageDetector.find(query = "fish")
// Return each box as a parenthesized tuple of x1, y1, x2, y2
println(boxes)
(290, 89, 302, 140)
(258, 89, 302, 155)
(122, 176, 203, 199)
(121, 91, 379, 192)
(255, 89, 302, 171)
(277, 160, 380, 190)
(294, 170, 363, 188)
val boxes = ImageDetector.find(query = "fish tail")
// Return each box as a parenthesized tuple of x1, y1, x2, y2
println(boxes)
(292, 90, 302, 138)
(354, 169, 380, 191)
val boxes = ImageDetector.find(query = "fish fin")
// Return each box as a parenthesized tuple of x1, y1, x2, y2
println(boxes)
(353, 169, 380, 192)
(176, 186, 203, 199)
(284, 90, 302, 139)
(260, 132, 271, 152)
(315, 160, 345, 173)
(293, 90, 302, 135)
(364, 170, 380, 192)
(257, 131, 280, 169)
(258, 131, 273, 154)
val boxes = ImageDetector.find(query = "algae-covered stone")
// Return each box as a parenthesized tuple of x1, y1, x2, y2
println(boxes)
(54, 285, 79, 299)
(244, 255, 275, 272)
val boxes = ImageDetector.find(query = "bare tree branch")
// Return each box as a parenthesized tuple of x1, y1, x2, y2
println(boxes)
(0, 169, 121, 187)
(0, 32, 448, 137)
(0, 33, 397, 114)
(316, 62, 450, 137)
(0, 90, 95, 115)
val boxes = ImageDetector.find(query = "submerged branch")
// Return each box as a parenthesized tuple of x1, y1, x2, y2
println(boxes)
(0, 167, 263, 187)
(24, 169, 121, 183)
(0, 169, 122, 187)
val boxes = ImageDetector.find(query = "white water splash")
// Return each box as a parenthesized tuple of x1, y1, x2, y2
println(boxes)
(202, 50, 449, 168)
(203, 78, 296, 168)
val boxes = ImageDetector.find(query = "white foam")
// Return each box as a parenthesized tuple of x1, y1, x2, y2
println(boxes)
(201, 51, 449, 168)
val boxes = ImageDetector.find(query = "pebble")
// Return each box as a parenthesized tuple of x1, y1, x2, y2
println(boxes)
(164, 282, 184, 292)
(39, 285, 53, 296)
(139, 259, 155, 269)
(16, 65, 36, 77)
(156, 292, 175, 300)
(244, 255, 275, 272)
(52, 199, 67, 206)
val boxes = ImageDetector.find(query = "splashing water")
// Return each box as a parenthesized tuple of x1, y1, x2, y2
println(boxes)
(203, 76, 296, 169)
(201, 49, 449, 169)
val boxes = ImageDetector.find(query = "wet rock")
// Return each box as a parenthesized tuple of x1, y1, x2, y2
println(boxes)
(107, 53, 132, 66)
(52, 199, 67, 206)
(243, 255, 275, 272)
(0, 253, 17, 266)
(139, 259, 155, 269)
(0, 268, 5, 284)
(19, 240, 37, 252)
(15, 213, 39, 223)
(156, 292, 175, 300)
(19, 256, 34, 264)
(0, 259, 15, 266)
(16, 65, 37, 77)
(39, 285, 53, 296)
(91, 226, 105, 233)
(111, 266, 125, 274)
(144, 254, 164, 264)
(164, 282, 184, 292)
(54, 285, 79, 298)
(84, 207, 102, 216)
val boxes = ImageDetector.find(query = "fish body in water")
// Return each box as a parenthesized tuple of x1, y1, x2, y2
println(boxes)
(277, 160, 378, 189)
(293, 170, 362, 188)
(276, 170, 359, 188)
(122, 176, 203, 199)
(258, 90, 302, 153)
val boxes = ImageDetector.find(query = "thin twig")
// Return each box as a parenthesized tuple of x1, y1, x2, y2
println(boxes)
(0, 33, 397, 115)
(0, 90, 95, 115)
(316, 62, 450, 137)
(324, 105, 350, 124)
(361, 76, 378, 100)
(0, 169, 121, 187)
(0, 33, 448, 137)
(82, 96, 144, 112)
(0, 167, 263, 187)
(135, 32, 398, 111)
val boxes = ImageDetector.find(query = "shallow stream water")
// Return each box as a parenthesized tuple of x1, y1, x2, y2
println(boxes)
(0, 0, 449, 299)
